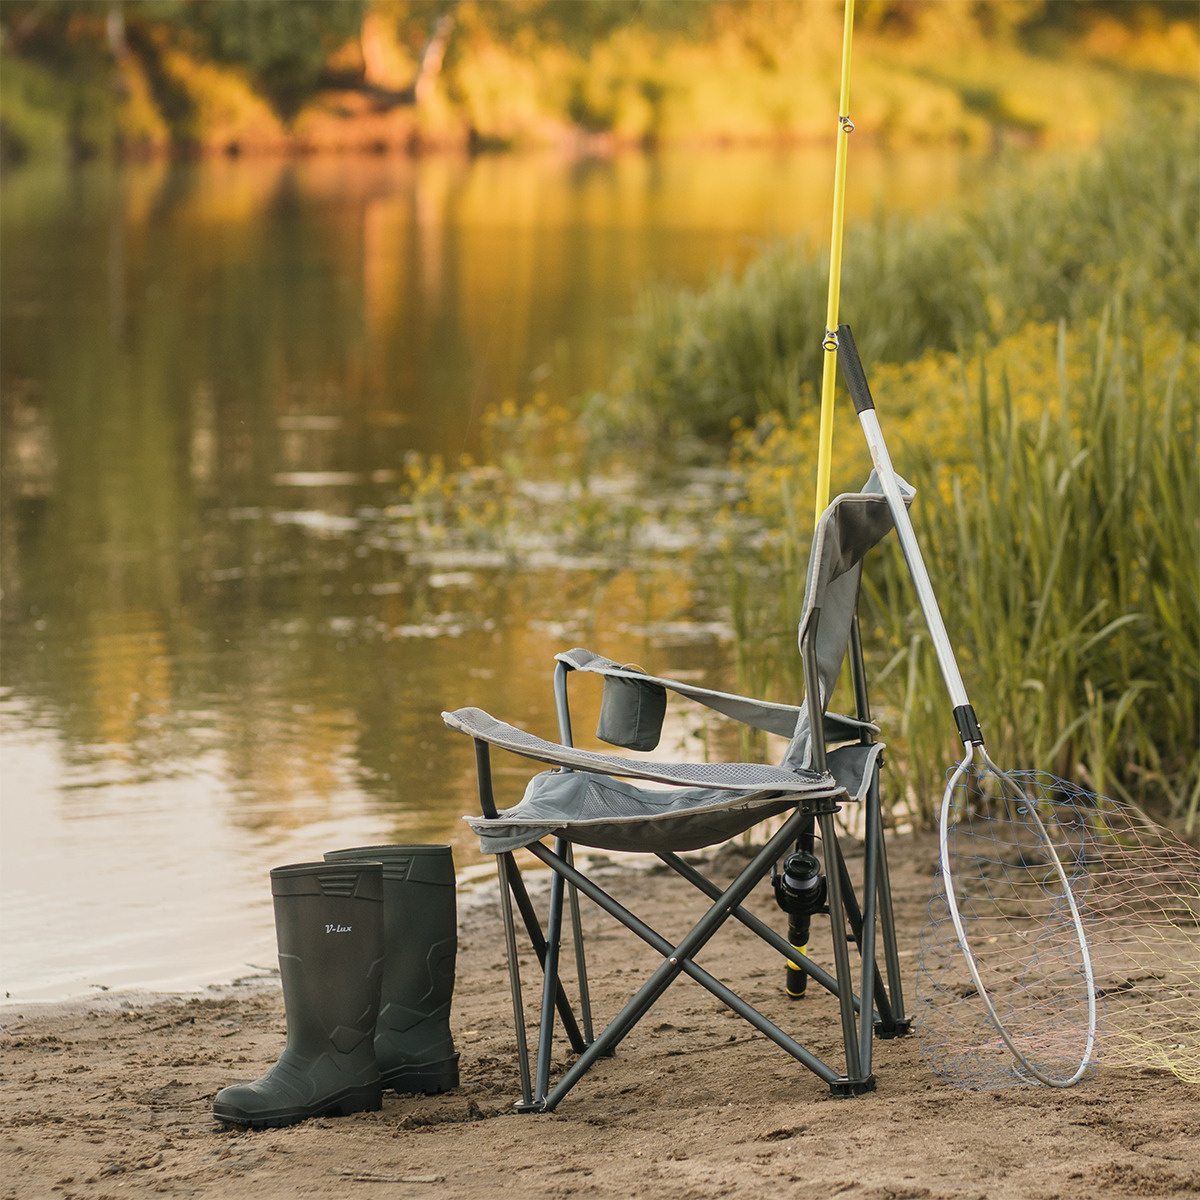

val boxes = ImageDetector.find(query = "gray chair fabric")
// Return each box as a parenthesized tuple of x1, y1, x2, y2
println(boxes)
(466, 741, 885, 854)
(555, 647, 875, 746)
(784, 469, 913, 770)
(447, 475, 910, 856)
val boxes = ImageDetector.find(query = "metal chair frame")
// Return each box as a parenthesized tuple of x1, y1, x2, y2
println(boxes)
(463, 603, 910, 1113)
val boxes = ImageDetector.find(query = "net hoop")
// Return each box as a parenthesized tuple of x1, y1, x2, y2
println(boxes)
(937, 745, 1098, 1086)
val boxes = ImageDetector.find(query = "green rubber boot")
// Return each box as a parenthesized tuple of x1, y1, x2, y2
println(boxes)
(324, 844, 459, 1095)
(212, 861, 384, 1129)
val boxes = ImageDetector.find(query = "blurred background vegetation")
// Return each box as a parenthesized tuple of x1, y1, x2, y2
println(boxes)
(2, 0, 1196, 832)
(1, 0, 1196, 161)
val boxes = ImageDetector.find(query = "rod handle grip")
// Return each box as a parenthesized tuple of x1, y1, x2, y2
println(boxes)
(836, 324, 875, 414)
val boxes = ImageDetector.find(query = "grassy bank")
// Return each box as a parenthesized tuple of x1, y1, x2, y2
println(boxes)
(1, 1, 1196, 162)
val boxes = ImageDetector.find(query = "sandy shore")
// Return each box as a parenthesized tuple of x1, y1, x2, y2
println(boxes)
(3, 833, 1198, 1200)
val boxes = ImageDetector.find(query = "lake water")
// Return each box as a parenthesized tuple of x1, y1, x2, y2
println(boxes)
(1, 146, 983, 1001)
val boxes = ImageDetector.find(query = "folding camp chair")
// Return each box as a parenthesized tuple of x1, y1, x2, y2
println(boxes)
(442, 476, 913, 1111)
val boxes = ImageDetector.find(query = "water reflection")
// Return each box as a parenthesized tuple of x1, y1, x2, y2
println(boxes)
(1, 146, 982, 1000)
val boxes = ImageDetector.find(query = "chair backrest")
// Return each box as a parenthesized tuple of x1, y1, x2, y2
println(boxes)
(782, 470, 914, 771)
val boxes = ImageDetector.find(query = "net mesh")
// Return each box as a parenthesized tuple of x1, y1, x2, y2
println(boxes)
(916, 768, 1200, 1088)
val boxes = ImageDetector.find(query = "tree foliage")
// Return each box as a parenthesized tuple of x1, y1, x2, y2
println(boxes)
(1, 0, 1192, 155)
(180, 0, 368, 118)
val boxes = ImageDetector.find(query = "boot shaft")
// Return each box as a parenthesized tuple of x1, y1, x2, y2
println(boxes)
(212, 861, 385, 1128)
(270, 861, 385, 1051)
(321, 847, 457, 997)
(323, 845, 458, 1090)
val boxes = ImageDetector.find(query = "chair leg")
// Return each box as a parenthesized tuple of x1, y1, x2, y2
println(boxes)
(831, 830, 894, 1030)
(532, 839, 570, 1104)
(825, 774, 909, 1042)
(819, 810, 875, 1095)
(846, 614, 909, 1039)
(565, 846, 595, 1044)
(499, 851, 596, 1111)
(496, 852, 534, 1109)
(858, 781, 881, 1073)
(472, 740, 587, 1060)
(528, 811, 849, 1110)
(870, 773, 911, 1037)
(551, 668, 596, 1045)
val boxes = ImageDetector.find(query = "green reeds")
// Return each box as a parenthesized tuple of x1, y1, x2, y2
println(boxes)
(721, 307, 1198, 832)
(858, 312, 1198, 830)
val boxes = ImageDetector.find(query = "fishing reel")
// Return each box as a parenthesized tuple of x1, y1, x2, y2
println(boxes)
(772, 851, 827, 999)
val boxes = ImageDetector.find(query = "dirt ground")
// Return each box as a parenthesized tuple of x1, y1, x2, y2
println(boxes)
(3, 833, 1198, 1200)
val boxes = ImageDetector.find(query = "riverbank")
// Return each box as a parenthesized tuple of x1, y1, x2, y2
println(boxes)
(3, 833, 1197, 1200)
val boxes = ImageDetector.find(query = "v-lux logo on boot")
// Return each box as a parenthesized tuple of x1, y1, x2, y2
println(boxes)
(325, 924, 352, 934)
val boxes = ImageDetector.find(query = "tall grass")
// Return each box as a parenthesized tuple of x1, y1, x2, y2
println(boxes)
(607, 116, 1199, 832)
(727, 312, 1199, 831)
(606, 119, 1198, 442)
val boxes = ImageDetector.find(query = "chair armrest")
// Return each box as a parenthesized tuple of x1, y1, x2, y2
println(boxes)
(554, 647, 875, 741)
(442, 707, 838, 794)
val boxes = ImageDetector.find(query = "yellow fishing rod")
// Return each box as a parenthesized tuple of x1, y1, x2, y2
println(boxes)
(814, 0, 856, 522)
(776, 0, 857, 1005)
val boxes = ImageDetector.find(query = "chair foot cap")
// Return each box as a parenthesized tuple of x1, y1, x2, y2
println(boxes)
(829, 1075, 876, 1098)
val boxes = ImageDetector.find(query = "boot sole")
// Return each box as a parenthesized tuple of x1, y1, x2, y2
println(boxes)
(213, 1084, 382, 1129)
(382, 1054, 460, 1096)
